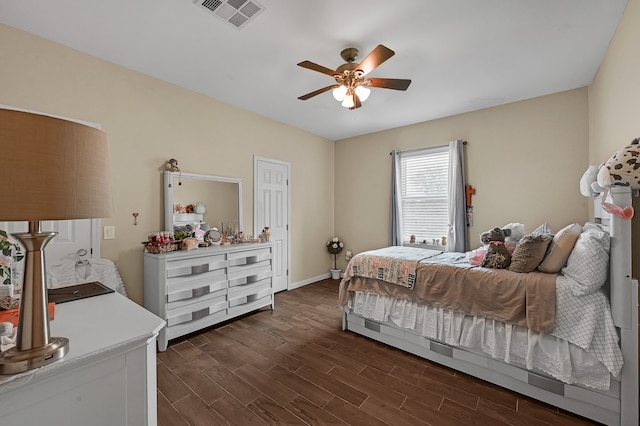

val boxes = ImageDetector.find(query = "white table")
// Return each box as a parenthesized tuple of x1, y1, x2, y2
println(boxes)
(0, 292, 165, 426)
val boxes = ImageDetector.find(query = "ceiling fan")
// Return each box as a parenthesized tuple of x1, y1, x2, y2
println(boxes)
(297, 44, 412, 110)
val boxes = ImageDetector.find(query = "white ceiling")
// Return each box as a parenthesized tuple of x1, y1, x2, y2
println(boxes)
(0, 0, 628, 141)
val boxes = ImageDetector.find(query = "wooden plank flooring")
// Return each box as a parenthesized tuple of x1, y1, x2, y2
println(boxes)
(157, 279, 599, 425)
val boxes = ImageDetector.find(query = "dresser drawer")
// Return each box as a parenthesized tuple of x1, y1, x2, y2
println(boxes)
(228, 277, 272, 301)
(166, 269, 227, 304)
(228, 247, 272, 268)
(166, 295, 227, 327)
(228, 264, 272, 287)
(228, 286, 272, 317)
(166, 254, 226, 279)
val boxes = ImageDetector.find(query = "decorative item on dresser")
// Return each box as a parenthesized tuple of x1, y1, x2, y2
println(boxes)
(0, 108, 113, 374)
(144, 242, 274, 351)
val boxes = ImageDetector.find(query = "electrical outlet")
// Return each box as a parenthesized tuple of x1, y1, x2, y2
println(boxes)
(103, 226, 115, 240)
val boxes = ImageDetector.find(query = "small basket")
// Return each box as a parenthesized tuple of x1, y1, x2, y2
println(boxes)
(143, 241, 178, 253)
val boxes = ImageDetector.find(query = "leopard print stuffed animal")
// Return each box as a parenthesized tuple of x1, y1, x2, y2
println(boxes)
(480, 227, 512, 269)
(597, 138, 640, 189)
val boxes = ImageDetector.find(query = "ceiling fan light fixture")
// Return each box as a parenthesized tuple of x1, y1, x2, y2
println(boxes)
(341, 93, 355, 108)
(332, 85, 347, 101)
(297, 44, 411, 110)
(355, 85, 371, 102)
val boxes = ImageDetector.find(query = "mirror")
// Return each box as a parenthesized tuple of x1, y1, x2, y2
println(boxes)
(164, 171, 243, 239)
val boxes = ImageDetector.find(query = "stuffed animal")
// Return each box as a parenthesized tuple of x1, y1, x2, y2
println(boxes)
(597, 138, 640, 189)
(480, 227, 512, 269)
(165, 158, 180, 172)
(501, 223, 524, 251)
(480, 227, 511, 245)
(580, 164, 601, 197)
(590, 138, 640, 219)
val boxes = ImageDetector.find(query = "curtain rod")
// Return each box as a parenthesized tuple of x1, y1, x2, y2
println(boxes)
(390, 140, 467, 155)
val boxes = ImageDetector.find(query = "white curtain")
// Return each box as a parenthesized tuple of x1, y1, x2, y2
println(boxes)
(447, 140, 467, 252)
(389, 150, 403, 246)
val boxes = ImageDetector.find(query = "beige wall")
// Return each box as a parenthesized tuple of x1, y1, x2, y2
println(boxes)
(334, 89, 590, 268)
(3, 0, 638, 301)
(588, 0, 640, 277)
(0, 24, 335, 304)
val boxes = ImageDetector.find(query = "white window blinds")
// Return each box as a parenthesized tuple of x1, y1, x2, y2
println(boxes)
(400, 146, 449, 244)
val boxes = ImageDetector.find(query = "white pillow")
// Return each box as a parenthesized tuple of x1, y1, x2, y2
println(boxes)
(562, 227, 610, 296)
(537, 223, 582, 274)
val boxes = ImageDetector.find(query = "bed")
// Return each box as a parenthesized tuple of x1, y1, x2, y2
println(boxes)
(339, 185, 638, 426)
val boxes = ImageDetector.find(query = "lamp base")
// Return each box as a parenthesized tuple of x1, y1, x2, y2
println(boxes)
(0, 337, 69, 375)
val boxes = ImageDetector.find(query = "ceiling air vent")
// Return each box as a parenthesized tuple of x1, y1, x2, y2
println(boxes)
(194, 0, 265, 30)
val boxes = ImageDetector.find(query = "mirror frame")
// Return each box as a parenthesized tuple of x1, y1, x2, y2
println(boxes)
(163, 171, 243, 233)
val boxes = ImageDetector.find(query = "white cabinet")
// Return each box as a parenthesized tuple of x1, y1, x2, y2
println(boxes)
(144, 243, 274, 351)
(0, 292, 165, 426)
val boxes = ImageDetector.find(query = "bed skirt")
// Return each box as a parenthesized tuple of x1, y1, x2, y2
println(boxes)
(342, 292, 623, 426)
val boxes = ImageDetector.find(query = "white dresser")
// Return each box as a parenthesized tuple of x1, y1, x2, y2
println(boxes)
(143, 243, 274, 351)
(0, 292, 165, 426)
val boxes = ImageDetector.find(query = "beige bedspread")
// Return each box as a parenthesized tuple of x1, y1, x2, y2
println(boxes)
(339, 251, 556, 333)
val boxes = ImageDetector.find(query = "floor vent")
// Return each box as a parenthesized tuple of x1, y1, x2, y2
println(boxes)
(194, 0, 265, 30)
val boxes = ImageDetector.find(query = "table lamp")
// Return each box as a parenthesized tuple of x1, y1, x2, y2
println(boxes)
(0, 108, 113, 374)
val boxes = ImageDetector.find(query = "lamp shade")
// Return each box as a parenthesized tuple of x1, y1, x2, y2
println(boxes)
(0, 109, 113, 222)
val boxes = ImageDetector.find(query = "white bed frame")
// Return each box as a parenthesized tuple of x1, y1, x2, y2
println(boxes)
(342, 186, 638, 425)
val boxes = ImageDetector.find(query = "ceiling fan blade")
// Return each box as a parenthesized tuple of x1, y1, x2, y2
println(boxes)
(368, 78, 412, 91)
(298, 85, 338, 100)
(356, 45, 395, 76)
(297, 60, 338, 77)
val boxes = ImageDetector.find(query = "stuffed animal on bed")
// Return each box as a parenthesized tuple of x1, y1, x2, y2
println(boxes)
(597, 138, 640, 189)
(587, 138, 640, 219)
(580, 164, 602, 197)
(479, 227, 512, 269)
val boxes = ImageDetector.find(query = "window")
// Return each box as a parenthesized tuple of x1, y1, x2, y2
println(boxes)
(400, 146, 450, 245)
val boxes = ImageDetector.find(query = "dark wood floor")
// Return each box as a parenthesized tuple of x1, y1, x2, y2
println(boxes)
(156, 279, 598, 426)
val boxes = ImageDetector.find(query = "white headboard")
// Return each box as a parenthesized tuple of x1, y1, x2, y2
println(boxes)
(594, 185, 633, 329)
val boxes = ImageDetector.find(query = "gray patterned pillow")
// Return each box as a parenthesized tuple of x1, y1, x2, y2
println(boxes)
(531, 223, 553, 236)
(508, 233, 553, 273)
(562, 227, 610, 295)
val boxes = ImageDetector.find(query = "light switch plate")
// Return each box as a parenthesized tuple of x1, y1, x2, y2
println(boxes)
(103, 226, 115, 240)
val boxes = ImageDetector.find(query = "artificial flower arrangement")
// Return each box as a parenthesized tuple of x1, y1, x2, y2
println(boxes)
(326, 236, 344, 270)
(174, 204, 196, 214)
(0, 230, 23, 285)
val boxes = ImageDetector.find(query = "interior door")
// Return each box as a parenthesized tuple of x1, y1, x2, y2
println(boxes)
(0, 219, 99, 285)
(254, 157, 290, 292)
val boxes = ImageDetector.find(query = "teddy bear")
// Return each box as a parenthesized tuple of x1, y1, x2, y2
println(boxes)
(479, 227, 512, 269)
(165, 158, 180, 172)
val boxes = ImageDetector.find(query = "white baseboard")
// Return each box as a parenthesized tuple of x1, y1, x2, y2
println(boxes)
(289, 272, 333, 290)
